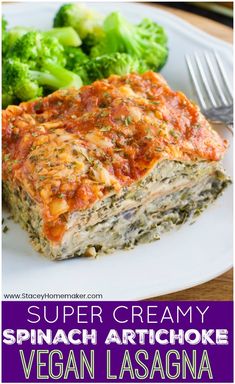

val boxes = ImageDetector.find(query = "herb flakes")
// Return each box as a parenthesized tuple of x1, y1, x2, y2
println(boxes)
(124, 116, 132, 126)
(169, 129, 179, 138)
(3, 225, 9, 233)
(100, 126, 112, 132)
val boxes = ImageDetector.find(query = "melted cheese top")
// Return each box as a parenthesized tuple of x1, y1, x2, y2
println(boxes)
(2, 71, 228, 242)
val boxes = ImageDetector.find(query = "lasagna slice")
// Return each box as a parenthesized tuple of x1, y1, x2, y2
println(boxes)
(2, 71, 230, 260)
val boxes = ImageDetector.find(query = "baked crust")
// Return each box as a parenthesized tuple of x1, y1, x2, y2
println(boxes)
(2, 71, 228, 244)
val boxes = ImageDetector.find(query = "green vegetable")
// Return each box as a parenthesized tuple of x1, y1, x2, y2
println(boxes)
(53, 3, 103, 39)
(4, 26, 33, 50)
(64, 46, 89, 71)
(44, 27, 81, 47)
(9, 31, 66, 68)
(53, 3, 104, 54)
(91, 12, 168, 71)
(2, 5, 169, 108)
(2, 26, 83, 107)
(138, 18, 167, 47)
(136, 18, 168, 70)
(75, 52, 140, 84)
(2, 16, 7, 36)
(2, 58, 82, 107)
(4, 25, 81, 50)
(3, 59, 42, 105)
(42, 60, 82, 89)
(2, 16, 8, 55)
(2, 92, 14, 109)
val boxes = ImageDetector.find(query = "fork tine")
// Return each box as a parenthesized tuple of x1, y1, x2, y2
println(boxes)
(204, 52, 230, 107)
(185, 54, 207, 110)
(194, 53, 218, 108)
(214, 51, 233, 102)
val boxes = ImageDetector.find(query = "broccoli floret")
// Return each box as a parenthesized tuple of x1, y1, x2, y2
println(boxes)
(5, 26, 34, 51)
(2, 58, 82, 108)
(5, 25, 81, 51)
(2, 16, 7, 41)
(2, 59, 43, 106)
(2, 26, 84, 107)
(2, 68, 15, 107)
(41, 60, 83, 89)
(81, 34, 101, 55)
(138, 18, 167, 46)
(53, 3, 104, 47)
(10, 31, 66, 69)
(74, 52, 140, 84)
(137, 18, 168, 70)
(91, 12, 168, 72)
(2, 92, 15, 109)
(2, 16, 8, 55)
(44, 27, 81, 47)
(64, 46, 89, 71)
(2, 16, 7, 33)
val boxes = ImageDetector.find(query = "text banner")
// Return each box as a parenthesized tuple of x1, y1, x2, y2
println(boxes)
(2, 301, 233, 382)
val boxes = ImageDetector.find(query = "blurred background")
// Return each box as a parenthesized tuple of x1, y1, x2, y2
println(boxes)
(157, 2, 233, 27)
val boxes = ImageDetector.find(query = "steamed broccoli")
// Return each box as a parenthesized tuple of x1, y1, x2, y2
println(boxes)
(2, 16, 7, 33)
(43, 27, 81, 47)
(64, 46, 89, 71)
(54, 3, 103, 39)
(91, 12, 168, 71)
(2, 26, 84, 107)
(138, 18, 167, 47)
(53, 3, 104, 53)
(2, 16, 8, 55)
(4, 26, 81, 53)
(2, 6, 169, 108)
(2, 58, 82, 107)
(4, 26, 33, 51)
(42, 60, 82, 89)
(10, 31, 66, 69)
(2, 59, 43, 106)
(74, 52, 140, 84)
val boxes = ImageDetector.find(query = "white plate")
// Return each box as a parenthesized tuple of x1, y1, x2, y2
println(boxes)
(2, 2, 233, 300)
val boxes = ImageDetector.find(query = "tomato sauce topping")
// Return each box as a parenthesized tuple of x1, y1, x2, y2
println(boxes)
(2, 72, 228, 242)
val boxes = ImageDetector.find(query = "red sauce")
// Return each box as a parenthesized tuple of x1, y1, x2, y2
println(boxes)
(2, 72, 228, 243)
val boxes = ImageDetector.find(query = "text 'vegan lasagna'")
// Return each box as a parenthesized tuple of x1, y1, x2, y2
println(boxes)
(2, 71, 230, 260)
